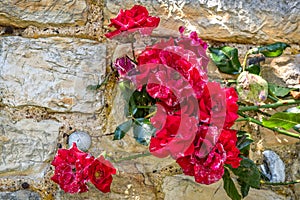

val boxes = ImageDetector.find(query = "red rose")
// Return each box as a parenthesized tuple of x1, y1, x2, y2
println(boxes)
(224, 87, 239, 128)
(51, 143, 94, 193)
(114, 55, 136, 77)
(177, 27, 209, 71)
(198, 82, 227, 129)
(105, 5, 160, 39)
(177, 142, 226, 185)
(149, 110, 198, 159)
(176, 125, 240, 185)
(88, 156, 117, 193)
(219, 129, 241, 168)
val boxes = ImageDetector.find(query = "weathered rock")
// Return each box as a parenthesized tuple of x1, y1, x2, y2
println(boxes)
(0, 190, 41, 200)
(260, 150, 286, 183)
(0, 36, 106, 113)
(270, 56, 300, 88)
(0, 111, 60, 176)
(0, 0, 88, 27)
(105, 0, 300, 44)
(162, 175, 287, 200)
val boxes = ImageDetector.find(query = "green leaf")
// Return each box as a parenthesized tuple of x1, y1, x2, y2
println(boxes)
(240, 181, 250, 198)
(113, 120, 132, 140)
(268, 83, 292, 97)
(237, 131, 253, 154)
(245, 64, 260, 75)
(262, 112, 300, 130)
(129, 96, 138, 116)
(230, 157, 260, 189)
(209, 46, 242, 74)
(223, 168, 242, 200)
(133, 118, 156, 145)
(285, 107, 300, 133)
(258, 42, 290, 57)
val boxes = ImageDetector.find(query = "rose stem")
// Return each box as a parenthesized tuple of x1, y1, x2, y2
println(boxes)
(260, 179, 300, 185)
(237, 111, 300, 139)
(238, 99, 300, 112)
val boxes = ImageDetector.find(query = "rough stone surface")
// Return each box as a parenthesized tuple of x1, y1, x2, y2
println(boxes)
(0, 190, 41, 200)
(0, 36, 106, 113)
(162, 175, 288, 200)
(0, 110, 60, 177)
(105, 0, 300, 44)
(0, 0, 88, 27)
(268, 56, 300, 88)
(0, 1, 299, 199)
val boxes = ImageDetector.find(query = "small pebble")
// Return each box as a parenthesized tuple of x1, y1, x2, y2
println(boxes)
(68, 131, 92, 152)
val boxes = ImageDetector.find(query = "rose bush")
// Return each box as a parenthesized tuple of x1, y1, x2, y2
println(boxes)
(110, 20, 241, 185)
(50, 4, 299, 200)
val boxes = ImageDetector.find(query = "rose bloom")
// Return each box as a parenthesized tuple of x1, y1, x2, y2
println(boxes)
(105, 5, 160, 39)
(218, 129, 241, 168)
(224, 87, 239, 129)
(198, 82, 239, 129)
(176, 125, 241, 184)
(149, 107, 198, 159)
(88, 156, 117, 193)
(198, 82, 227, 128)
(51, 143, 95, 193)
(137, 40, 208, 99)
(114, 55, 136, 77)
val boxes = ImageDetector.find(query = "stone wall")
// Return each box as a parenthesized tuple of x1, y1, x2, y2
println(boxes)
(0, 0, 299, 200)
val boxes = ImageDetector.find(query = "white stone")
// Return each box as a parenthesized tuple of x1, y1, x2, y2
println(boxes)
(0, 111, 61, 176)
(68, 131, 92, 152)
(0, 36, 106, 113)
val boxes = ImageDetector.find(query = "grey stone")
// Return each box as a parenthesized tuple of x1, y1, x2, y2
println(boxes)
(0, 0, 88, 27)
(105, 0, 300, 44)
(0, 190, 41, 200)
(0, 36, 106, 113)
(260, 150, 286, 183)
(68, 131, 92, 152)
(0, 111, 60, 176)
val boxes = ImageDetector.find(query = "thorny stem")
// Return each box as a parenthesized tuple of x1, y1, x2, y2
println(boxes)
(267, 95, 280, 102)
(261, 180, 300, 185)
(237, 111, 300, 139)
(137, 105, 153, 109)
(238, 99, 300, 112)
(144, 110, 157, 119)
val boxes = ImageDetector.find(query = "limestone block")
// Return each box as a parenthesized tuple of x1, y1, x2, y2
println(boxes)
(162, 175, 287, 200)
(0, 111, 60, 176)
(0, 0, 88, 27)
(0, 36, 106, 113)
(105, 0, 300, 44)
(0, 190, 41, 200)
